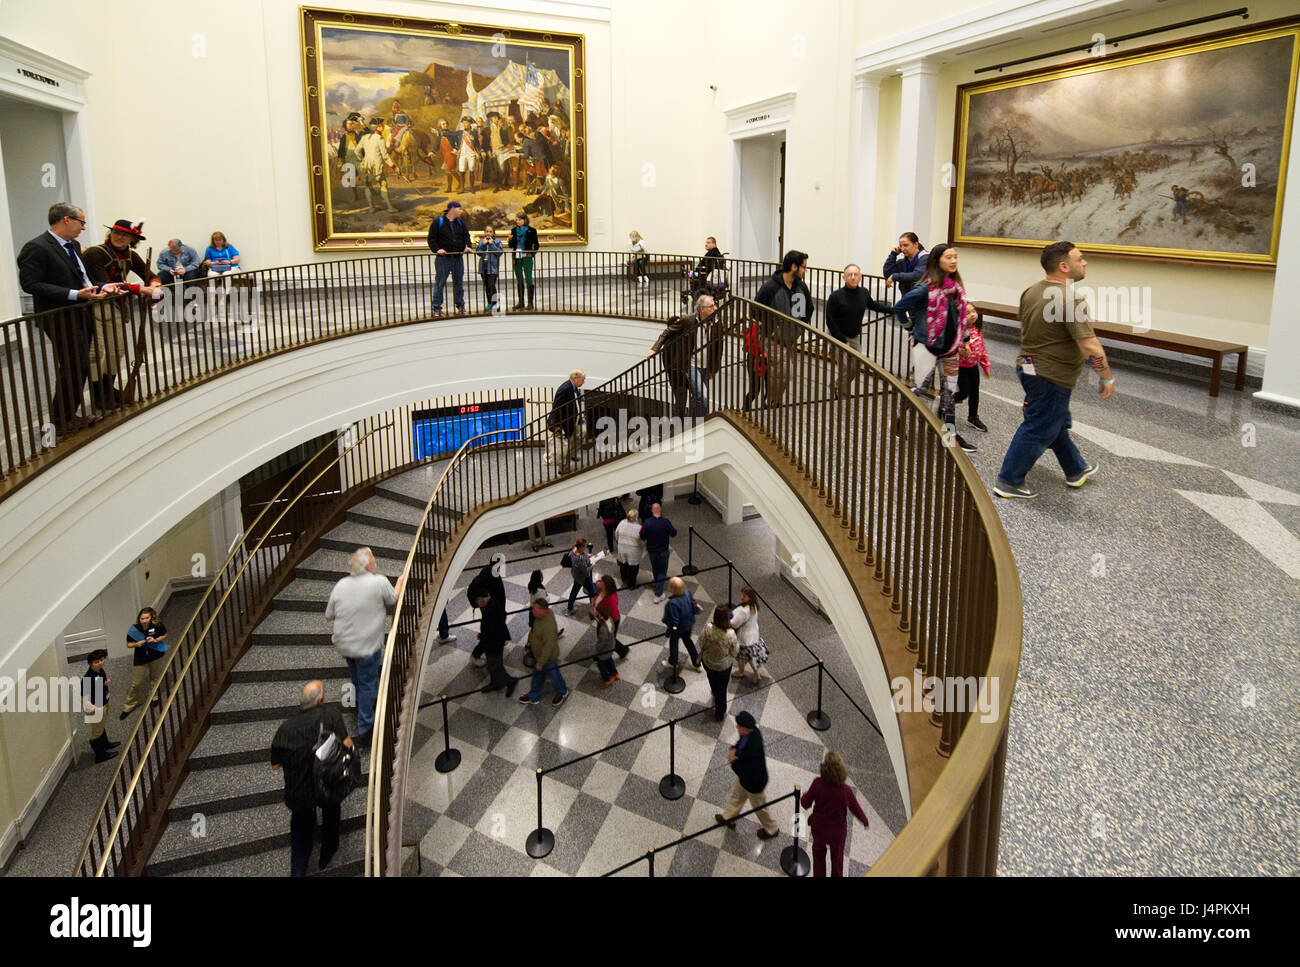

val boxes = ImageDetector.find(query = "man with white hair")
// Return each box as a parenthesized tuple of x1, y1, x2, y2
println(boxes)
(324, 547, 404, 746)
(547, 367, 587, 470)
(156, 238, 201, 285)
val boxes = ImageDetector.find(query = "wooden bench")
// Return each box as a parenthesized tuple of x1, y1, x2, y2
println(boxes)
(973, 301, 1248, 398)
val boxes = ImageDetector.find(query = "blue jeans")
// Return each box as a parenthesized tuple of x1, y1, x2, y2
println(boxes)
(567, 575, 596, 611)
(527, 660, 567, 700)
(997, 368, 1087, 486)
(688, 366, 708, 417)
(346, 649, 383, 737)
(649, 550, 670, 595)
(433, 255, 465, 311)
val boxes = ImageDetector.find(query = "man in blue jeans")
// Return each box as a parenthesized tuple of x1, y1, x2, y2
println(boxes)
(427, 201, 472, 315)
(994, 241, 1112, 499)
(639, 501, 677, 602)
(324, 548, 404, 745)
(519, 596, 567, 707)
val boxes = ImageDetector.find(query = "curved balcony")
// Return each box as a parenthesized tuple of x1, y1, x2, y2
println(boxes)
(5, 252, 1019, 876)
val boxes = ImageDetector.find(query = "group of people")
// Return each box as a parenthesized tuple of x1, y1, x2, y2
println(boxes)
(16, 203, 242, 434)
(425, 201, 540, 314)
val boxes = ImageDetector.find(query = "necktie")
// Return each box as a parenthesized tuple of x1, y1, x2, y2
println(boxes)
(64, 242, 87, 286)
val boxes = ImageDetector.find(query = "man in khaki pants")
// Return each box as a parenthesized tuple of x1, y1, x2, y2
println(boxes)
(120, 607, 168, 719)
(715, 710, 780, 840)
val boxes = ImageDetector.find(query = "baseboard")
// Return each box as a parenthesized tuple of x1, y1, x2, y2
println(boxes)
(0, 735, 74, 870)
(153, 575, 211, 615)
(1251, 390, 1300, 415)
(778, 557, 825, 616)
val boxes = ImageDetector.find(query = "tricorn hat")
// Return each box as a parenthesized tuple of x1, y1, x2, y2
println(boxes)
(105, 219, 146, 240)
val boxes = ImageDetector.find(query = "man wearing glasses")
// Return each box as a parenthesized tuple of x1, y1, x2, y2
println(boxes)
(17, 203, 123, 433)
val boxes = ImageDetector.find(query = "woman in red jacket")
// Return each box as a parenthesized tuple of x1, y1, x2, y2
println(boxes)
(800, 751, 869, 877)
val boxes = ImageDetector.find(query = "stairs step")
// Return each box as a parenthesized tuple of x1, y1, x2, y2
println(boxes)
(230, 644, 349, 682)
(168, 761, 283, 819)
(346, 495, 426, 533)
(152, 828, 365, 877)
(249, 608, 339, 647)
(295, 547, 405, 583)
(272, 577, 337, 611)
(319, 520, 415, 561)
(210, 682, 352, 724)
(190, 720, 281, 770)
(147, 793, 367, 876)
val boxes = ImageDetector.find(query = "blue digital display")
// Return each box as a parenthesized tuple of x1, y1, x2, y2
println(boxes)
(412, 399, 525, 460)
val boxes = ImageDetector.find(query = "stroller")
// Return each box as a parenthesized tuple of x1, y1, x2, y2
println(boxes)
(681, 253, 730, 308)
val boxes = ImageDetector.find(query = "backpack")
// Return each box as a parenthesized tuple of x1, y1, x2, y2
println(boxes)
(312, 718, 360, 807)
(560, 550, 573, 569)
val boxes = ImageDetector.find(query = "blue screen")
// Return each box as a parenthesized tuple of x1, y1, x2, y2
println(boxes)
(412, 405, 525, 460)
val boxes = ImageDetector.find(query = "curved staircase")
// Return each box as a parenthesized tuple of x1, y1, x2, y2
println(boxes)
(147, 463, 453, 876)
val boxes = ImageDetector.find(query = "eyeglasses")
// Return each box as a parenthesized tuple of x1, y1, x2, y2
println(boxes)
(68, 216, 86, 225)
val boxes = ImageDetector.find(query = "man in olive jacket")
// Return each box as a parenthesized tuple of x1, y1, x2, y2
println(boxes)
(715, 710, 779, 838)
(519, 595, 568, 706)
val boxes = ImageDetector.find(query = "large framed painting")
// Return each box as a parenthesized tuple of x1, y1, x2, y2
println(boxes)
(950, 17, 1300, 266)
(301, 7, 587, 250)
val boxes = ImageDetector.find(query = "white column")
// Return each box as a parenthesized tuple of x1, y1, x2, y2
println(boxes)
(1256, 94, 1300, 410)
(895, 61, 940, 240)
(850, 74, 882, 263)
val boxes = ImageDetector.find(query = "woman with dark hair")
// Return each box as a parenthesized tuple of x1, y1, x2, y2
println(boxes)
(120, 606, 168, 719)
(510, 212, 539, 310)
(565, 537, 597, 615)
(800, 751, 870, 877)
(589, 574, 623, 687)
(730, 587, 768, 684)
(698, 603, 738, 720)
(891, 242, 980, 453)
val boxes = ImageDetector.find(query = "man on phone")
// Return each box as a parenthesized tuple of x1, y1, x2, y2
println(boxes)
(882, 232, 928, 294)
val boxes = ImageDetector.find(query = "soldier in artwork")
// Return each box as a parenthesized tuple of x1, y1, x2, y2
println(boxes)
(358, 117, 398, 213)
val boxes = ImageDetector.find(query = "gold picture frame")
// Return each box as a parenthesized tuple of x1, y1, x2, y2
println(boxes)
(301, 6, 587, 250)
(949, 17, 1300, 267)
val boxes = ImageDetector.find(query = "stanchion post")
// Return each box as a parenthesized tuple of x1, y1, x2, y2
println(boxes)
(647, 848, 656, 878)
(682, 526, 699, 576)
(727, 562, 733, 605)
(659, 718, 685, 800)
(434, 695, 462, 773)
(806, 661, 831, 732)
(525, 768, 555, 858)
(688, 472, 703, 505)
(780, 787, 811, 877)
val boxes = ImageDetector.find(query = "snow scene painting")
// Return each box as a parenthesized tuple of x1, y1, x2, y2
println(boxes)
(301, 9, 586, 249)
(953, 24, 1299, 265)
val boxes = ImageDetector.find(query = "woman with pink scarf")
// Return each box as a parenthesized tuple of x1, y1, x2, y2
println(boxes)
(891, 243, 980, 453)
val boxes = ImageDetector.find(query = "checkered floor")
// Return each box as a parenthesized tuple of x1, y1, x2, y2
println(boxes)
(405, 509, 896, 876)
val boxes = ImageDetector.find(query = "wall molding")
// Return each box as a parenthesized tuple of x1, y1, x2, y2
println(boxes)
(0, 735, 73, 870)
(723, 91, 797, 139)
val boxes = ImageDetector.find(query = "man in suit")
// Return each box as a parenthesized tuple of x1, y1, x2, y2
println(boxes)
(17, 202, 122, 432)
(715, 710, 781, 840)
(546, 368, 586, 471)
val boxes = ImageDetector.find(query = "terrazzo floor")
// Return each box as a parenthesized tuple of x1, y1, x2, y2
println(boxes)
(405, 503, 901, 877)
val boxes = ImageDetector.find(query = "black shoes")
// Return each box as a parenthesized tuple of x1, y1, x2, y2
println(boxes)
(757, 828, 779, 841)
(955, 434, 978, 453)
(715, 813, 736, 830)
(968, 417, 988, 432)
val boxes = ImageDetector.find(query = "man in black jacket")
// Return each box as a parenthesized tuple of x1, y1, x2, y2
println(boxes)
(17, 202, 120, 432)
(754, 250, 814, 407)
(427, 201, 472, 315)
(647, 295, 719, 418)
(270, 680, 353, 876)
(475, 589, 517, 697)
(547, 368, 587, 470)
(688, 236, 726, 303)
(826, 264, 893, 397)
(715, 710, 779, 839)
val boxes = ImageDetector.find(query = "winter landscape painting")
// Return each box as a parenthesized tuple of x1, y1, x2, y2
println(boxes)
(952, 21, 1299, 265)
(301, 9, 586, 249)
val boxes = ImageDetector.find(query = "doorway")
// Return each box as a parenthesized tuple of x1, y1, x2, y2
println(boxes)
(734, 133, 785, 263)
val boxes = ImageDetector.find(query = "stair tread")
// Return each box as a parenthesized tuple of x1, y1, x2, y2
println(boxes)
(348, 495, 427, 530)
(213, 682, 351, 717)
(232, 644, 348, 675)
(191, 720, 282, 764)
(273, 577, 338, 603)
(171, 760, 283, 810)
(154, 829, 365, 877)
(297, 547, 403, 580)
(251, 609, 338, 639)
(149, 792, 367, 866)
(321, 519, 416, 555)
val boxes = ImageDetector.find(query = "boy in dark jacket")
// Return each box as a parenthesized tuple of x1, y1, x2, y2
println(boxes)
(82, 649, 120, 762)
(716, 710, 779, 838)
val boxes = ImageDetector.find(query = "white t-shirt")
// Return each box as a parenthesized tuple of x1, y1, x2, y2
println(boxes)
(629, 239, 646, 255)
(324, 571, 397, 658)
(730, 604, 759, 647)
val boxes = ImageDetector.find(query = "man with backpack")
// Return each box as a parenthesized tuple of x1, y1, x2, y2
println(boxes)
(755, 250, 814, 407)
(271, 680, 354, 876)
(646, 295, 719, 418)
(427, 200, 472, 315)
